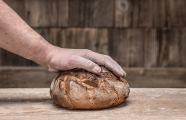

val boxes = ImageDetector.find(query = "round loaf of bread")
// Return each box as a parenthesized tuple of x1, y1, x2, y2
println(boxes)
(50, 66, 130, 109)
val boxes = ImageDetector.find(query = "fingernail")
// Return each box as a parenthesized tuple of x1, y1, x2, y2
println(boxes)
(119, 72, 124, 77)
(121, 68, 126, 76)
(124, 72, 127, 76)
(93, 66, 101, 73)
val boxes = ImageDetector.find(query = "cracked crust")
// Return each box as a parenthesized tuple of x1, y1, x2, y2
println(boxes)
(50, 66, 130, 109)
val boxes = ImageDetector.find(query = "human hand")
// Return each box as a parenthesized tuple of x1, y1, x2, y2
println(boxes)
(45, 46, 126, 77)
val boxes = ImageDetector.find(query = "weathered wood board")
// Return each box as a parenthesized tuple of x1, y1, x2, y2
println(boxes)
(24, 0, 68, 27)
(3, 0, 25, 20)
(1, 0, 186, 68)
(1, 28, 186, 67)
(69, 0, 114, 27)
(50, 28, 109, 55)
(0, 88, 185, 119)
(144, 28, 186, 67)
(115, 0, 186, 27)
(109, 28, 186, 67)
(115, 0, 166, 27)
(125, 68, 186, 88)
(109, 29, 145, 67)
(166, 0, 186, 27)
(0, 67, 186, 88)
(0, 67, 56, 88)
(0, 49, 38, 66)
(3, 0, 186, 28)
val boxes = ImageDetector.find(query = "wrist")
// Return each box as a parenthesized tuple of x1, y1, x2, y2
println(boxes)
(44, 45, 64, 68)
(30, 38, 55, 68)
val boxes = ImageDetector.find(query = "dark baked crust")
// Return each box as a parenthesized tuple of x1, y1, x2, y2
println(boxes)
(50, 66, 130, 109)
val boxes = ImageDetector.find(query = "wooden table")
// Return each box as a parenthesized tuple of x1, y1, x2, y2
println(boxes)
(0, 88, 185, 120)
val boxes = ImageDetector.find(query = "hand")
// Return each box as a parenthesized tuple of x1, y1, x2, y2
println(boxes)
(45, 46, 126, 77)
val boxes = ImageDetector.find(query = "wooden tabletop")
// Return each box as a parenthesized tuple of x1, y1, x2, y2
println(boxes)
(0, 88, 185, 120)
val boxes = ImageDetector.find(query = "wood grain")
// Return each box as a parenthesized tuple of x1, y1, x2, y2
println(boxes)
(180, 28, 186, 67)
(57, 0, 68, 27)
(115, 0, 166, 27)
(0, 49, 38, 66)
(25, 0, 68, 27)
(1, 28, 185, 67)
(0, 50, 1, 66)
(145, 28, 186, 67)
(1, 67, 186, 88)
(3, 0, 25, 20)
(153, 0, 166, 27)
(69, 0, 114, 27)
(1, 0, 186, 68)
(109, 29, 144, 67)
(144, 29, 158, 67)
(0, 88, 186, 119)
(125, 68, 186, 88)
(138, 0, 153, 27)
(50, 28, 109, 55)
(166, 29, 181, 67)
(0, 67, 56, 88)
(166, 0, 186, 27)
(115, 0, 138, 27)
(0, 49, 23, 66)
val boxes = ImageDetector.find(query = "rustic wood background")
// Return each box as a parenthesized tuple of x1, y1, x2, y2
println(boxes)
(0, 0, 186, 88)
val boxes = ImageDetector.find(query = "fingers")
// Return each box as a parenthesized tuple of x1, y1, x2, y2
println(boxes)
(67, 55, 101, 75)
(103, 57, 126, 77)
(47, 48, 126, 77)
(83, 50, 126, 77)
(104, 55, 126, 76)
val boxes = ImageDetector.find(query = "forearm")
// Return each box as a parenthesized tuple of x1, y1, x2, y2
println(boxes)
(0, 1, 53, 66)
(0, 0, 125, 76)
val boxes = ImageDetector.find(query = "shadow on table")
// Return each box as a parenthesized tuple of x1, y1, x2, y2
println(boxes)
(51, 100, 131, 111)
(0, 98, 52, 103)
(0, 97, 131, 111)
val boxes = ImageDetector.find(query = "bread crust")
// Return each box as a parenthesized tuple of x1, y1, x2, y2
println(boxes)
(50, 66, 130, 109)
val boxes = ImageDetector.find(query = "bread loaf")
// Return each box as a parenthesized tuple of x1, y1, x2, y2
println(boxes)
(50, 66, 130, 109)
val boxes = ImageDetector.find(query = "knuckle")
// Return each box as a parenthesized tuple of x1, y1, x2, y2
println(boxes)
(67, 64, 75, 69)
(110, 66, 116, 71)
(67, 56, 77, 69)
(81, 49, 93, 59)
(84, 49, 92, 53)
(86, 60, 94, 68)
(83, 49, 92, 55)
(104, 55, 112, 60)
(68, 55, 77, 64)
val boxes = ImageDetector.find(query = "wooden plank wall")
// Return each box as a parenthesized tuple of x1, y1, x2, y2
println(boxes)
(1, 0, 186, 68)
(1, 67, 186, 88)
(1, 0, 186, 88)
